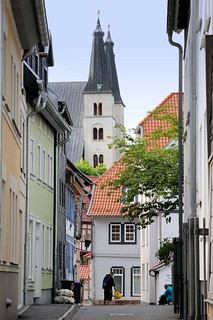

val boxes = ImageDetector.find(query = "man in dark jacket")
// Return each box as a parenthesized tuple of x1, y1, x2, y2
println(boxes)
(103, 272, 117, 305)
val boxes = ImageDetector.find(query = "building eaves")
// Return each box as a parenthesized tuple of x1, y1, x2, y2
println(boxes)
(11, 0, 49, 50)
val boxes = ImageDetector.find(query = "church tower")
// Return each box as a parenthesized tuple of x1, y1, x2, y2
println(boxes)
(83, 14, 125, 169)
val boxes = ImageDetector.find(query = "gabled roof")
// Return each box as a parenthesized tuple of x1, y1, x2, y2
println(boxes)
(137, 92, 183, 148)
(48, 81, 86, 163)
(88, 156, 125, 216)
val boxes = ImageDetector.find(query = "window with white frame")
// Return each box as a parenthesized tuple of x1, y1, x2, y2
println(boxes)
(110, 224, 121, 243)
(41, 224, 45, 269)
(48, 153, 53, 187)
(29, 219, 34, 280)
(46, 225, 53, 269)
(9, 188, 17, 263)
(20, 117, 26, 173)
(132, 267, 141, 296)
(109, 223, 136, 244)
(37, 144, 41, 180)
(112, 267, 124, 296)
(30, 137, 34, 174)
(10, 41, 19, 125)
(124, 224, 135, 242)
(3, 32, 7, 99)
(43, 148, 46, 183)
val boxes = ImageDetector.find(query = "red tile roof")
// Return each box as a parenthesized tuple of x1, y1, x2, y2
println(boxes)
(88, 156, 125, 217)
(80, 265, 89, 279)
(83, 252, 91, 259)
(139, 92, 184, 149)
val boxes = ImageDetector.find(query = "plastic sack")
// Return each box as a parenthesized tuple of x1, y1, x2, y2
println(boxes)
(54, 295, 75, 304)
(56, 289, 74, 297)
(114, 290, 122, 299)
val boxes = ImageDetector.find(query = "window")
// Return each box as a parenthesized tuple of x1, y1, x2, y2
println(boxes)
(29, 219, 34, 280)
(99, 154, 103, 164)
(93, 127, 97, 140)
(93, 154, 98, 168)
(99, 103, 102, 115)
(10, 43, 19, 125)
(46, 225, 53, 269)
(112, 267, 124, 296)
(43, 149, 46, 183)
(132, 267, 141, 296)
(30, 138, 35, 174)
(3, 32, 7, 99)
(109, 223, 136, 244)
(66, 188, 75, 222)
(99, 128, 103, 140)
(37, 144, 41, 180)
(48, 153, 53, 187)
(94, 103, 97, 115)
(20, 117, 26, 173)
(9, 189, 17, 263)
(110, 224, 121, 242)
(41, 224, 45, 269)
(124, 224, 135, 242)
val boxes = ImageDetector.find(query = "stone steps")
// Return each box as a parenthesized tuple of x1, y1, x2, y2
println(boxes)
(94, 299, 140, 305)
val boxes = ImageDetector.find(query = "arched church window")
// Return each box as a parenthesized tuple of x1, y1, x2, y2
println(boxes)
(99, 154, 103, 164)
(93, 127, 97, 140)
(99, 103, 102, 115)
(93, 154, 98, 168)
(94, 103, 97, 115)
(99, 128, 103, 140)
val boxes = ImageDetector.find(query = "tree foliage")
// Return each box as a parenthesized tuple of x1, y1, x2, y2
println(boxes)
(103, 104, 182, 228)
(155, 238, 174, 263)
(75, 158, 107, 176)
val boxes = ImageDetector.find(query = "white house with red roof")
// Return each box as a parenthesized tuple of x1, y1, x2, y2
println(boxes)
(88, 157, 141, 304)
(136, 93, 183, 304)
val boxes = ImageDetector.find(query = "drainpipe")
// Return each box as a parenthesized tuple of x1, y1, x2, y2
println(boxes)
(167, 5, 183, 317)
(24, 84, 47, 306)
(0, 0, 3, 254)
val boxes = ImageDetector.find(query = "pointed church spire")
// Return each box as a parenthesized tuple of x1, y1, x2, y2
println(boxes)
(84, 12, 112, 93)
(105, 25, 123, 103)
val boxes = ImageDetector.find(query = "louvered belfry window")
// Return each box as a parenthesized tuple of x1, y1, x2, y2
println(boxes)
(93, 154, 98, 168)
(99, 128, 103, 140)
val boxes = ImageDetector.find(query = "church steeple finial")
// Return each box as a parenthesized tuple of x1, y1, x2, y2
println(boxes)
(95, 10, 104, 35)
(106, 24, 114, 45)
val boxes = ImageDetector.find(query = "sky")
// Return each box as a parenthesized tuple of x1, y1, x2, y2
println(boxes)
(45, 0, 183, 130)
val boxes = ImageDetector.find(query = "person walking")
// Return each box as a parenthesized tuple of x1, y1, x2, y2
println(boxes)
(102, 272, 117, 305)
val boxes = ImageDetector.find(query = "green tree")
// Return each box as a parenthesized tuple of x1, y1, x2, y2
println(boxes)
(155, 238, 174, 263)
(103, 105, 182, 228)
(75, 158, 107, 176)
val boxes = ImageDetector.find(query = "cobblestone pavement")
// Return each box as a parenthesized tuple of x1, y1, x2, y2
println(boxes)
(66, 304, 179, 320)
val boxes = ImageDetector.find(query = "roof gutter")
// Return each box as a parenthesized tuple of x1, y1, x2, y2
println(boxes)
(34, 0, 49, 47)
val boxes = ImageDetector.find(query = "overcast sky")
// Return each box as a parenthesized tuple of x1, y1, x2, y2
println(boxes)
(45, 0, 183, 130)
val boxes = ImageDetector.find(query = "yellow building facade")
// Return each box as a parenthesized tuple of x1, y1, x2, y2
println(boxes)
(0, 1, 22, 319)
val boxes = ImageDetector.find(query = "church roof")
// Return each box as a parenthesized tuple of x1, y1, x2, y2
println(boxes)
(88, 156, 125, 216)
(84, 16, 123, 105)
(105, 26, 123, 103)
(48, 81, 86, 163)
